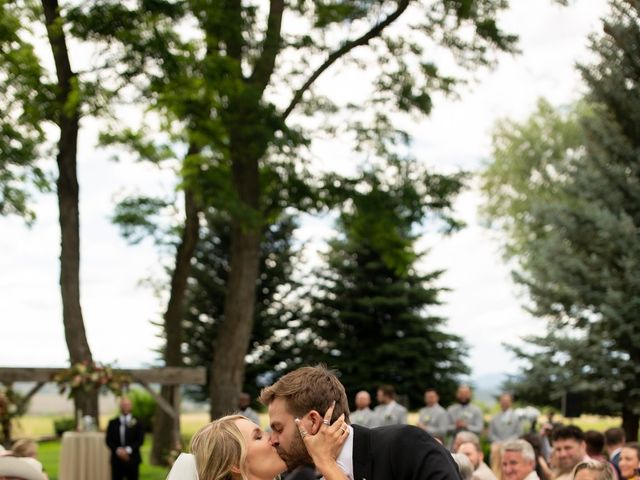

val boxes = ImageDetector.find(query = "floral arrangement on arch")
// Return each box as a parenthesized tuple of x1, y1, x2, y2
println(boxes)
(53, 361, 131, 398)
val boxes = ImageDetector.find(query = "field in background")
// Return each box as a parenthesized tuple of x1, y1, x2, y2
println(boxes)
(14, 411, 621, 440)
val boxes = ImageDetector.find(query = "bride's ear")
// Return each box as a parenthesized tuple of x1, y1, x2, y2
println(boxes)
(231, 465, 241, 474)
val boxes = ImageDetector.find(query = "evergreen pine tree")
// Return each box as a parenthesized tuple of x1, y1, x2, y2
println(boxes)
(305, 165, 468, 409)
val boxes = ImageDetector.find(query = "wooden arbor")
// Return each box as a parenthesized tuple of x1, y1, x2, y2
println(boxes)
(0, 366, 206, 441)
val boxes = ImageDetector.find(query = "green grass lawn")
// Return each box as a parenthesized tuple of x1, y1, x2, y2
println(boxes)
(37, 435, 169, 480)
(14, 414, 211, 480)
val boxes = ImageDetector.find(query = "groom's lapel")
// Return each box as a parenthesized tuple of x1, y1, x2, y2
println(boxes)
(352, 424, 373, 480)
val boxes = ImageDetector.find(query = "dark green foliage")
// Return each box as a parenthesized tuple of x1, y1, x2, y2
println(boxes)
(53, 417, 76, 438)
(0, 0, 53, 222)
(304, 162, 469, 409)
(503, 328, 634, 416)
(129, 389, 157, 433)
(181, 211, 301, 404)
(482, 0, 640, 440)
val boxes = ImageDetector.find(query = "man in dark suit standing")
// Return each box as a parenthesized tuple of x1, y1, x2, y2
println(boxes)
(261, 365, 461, 480)
(106, 397, 144, 480)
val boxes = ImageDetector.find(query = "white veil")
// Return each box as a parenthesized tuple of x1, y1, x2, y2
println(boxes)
(166, 453, 199, 480)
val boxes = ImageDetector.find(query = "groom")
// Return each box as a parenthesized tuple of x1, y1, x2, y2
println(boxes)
(260, 365, 461, 480)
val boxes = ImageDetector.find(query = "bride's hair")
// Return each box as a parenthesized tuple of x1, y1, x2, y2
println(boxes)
(190, 415, 248, 480)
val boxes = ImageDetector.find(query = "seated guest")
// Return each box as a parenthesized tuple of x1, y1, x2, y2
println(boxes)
(605, 429, 626, 479)
(502, 439, 539, 480)
(458, 439, 498, 480)
(552, 425, 590, 480)
(521, 433, 552, 480)
(0, 454, 46, 480)
(454, 431, 482, 454)
(9, 439, 48, 480)
(11, 439, 38, 458)
(453, 453, 476, 480)
(572, 460, 616, 480)
(618, 443, 640, 480)
(491, 444, 504, 480)
(585, 431, 607, 462)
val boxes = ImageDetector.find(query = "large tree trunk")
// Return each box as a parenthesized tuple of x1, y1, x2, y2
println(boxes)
(150, 187, 200, 465)
(622, 398, 640, 442)
(41, 0, 98, 421)
(209, 155, 261, 419)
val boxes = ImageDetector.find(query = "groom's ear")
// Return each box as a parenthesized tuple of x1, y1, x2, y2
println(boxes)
(307, 410, 323, 435)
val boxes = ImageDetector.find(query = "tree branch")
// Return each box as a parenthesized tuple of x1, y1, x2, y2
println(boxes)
(249, 0, 284, 93)
(281, 0, 411, 121)
(224, 0, 243, 62)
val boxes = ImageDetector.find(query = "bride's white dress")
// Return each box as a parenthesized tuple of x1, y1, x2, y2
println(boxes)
(166, 453, 199, 479)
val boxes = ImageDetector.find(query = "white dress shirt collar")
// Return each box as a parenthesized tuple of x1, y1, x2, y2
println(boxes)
(323, 424, 354, 480)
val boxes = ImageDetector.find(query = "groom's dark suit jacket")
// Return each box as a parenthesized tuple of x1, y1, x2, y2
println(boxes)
(352, 424, 462, 480)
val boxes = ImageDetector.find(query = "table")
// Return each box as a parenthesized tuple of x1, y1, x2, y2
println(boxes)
(59, 431, 110, 480)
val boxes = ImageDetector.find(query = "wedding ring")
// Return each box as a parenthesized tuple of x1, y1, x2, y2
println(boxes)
(341, 426, 347, 433)
(322, 419, 331, 425)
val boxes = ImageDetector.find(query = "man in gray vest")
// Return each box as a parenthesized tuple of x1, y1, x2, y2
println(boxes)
(373, 384, 408, 426)
(447, 385, 483, 442)
(489, 393, 523, 445)
(417, 388, 449, 441)
(350, 390, 377, 427)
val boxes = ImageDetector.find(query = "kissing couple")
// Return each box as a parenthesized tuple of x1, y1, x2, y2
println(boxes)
(167, 365, 461, 480)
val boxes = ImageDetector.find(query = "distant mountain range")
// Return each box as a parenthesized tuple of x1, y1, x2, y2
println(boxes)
(470, 372, 508, 405)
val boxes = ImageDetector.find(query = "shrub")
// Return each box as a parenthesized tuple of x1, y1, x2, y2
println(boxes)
(129, 389, 156, 433)
(53, 417, 76, 437)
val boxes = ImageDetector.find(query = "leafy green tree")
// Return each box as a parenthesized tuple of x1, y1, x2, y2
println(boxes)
(503, 327, 634, 420)
(482, 0, 640, 440)
(181, 211, 302, 405)
(303, 161, 469, 409)
(69, 0, 516, 426)
(0, 0, 103, 419)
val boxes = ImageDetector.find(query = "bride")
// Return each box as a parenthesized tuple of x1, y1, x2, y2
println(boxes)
(167, 403, 349, 480)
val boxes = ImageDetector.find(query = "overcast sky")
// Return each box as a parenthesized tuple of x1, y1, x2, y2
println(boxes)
(0, 1, 609, 382)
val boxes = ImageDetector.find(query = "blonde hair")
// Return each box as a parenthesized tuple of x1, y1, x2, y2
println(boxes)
(259, 365, 350, 423)
(190, 415, 248, 480)
(11, 439, 38, 458)
(572, 460, 616, 480)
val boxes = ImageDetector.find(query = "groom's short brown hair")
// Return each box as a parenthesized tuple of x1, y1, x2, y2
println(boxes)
(259, 365, 351, 424)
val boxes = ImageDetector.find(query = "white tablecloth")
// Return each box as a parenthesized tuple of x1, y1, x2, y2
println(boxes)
(59, 431, 110, 480)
